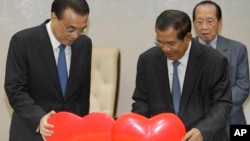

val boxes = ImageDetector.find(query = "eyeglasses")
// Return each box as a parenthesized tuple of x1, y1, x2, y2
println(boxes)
(59, 21, 85, 35)
(155, 40, 183, 49)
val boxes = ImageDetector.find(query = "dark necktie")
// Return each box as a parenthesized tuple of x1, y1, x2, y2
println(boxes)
(172, 61, 181, 114)
(205, 43, 212, 48)
(57, 44, 68, 96)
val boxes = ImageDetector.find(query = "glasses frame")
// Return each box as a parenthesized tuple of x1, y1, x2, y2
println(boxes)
(59, 21, 85, 35)
(155, 40, 183, 49)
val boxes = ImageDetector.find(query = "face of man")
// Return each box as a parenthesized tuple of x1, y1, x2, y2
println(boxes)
(155, 27, 191, 60)
(193, 4, 222, 43)
(51, 8, 88, 46)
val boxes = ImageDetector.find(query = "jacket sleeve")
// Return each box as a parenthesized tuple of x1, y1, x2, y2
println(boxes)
(4, 33, 46, 132)
(195, 57, 232, 140)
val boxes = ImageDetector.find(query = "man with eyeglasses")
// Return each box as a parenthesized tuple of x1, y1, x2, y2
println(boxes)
(131, 9, 232, 141)
(193, 1, 250, 140)
(4, 0, 92, 141)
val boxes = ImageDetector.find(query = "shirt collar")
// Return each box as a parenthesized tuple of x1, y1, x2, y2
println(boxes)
(46, 21, 61, 49)
(198, 35, 218, 49)
(167, 41, 191, 67)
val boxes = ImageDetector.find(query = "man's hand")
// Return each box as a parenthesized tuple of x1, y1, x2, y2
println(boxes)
(182, 128, 203, 141)
(39, 110, 56, 141)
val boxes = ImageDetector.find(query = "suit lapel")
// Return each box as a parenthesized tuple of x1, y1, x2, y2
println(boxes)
(156, 49, 173, 110)
(37, 22, 62, 98)
(216, 35, 228, 54)
(66, 42, 83, 98)
(66, 44, 77, 98)
(179, 40, 202, 115)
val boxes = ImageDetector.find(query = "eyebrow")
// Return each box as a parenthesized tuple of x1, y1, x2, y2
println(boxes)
(156, 40, 176, 44)
(66, 24, 87, 30)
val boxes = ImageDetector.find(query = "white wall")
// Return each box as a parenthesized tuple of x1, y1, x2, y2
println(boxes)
(1, 0, 250, 140)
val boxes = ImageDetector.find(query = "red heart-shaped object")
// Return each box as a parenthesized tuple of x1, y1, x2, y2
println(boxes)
(112, 112, 186, 141)
(46, 112, 115, 141)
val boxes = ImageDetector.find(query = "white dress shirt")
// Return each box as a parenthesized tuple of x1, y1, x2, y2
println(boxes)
(46, 21, 71, 76)
(167, 41, 191, 94)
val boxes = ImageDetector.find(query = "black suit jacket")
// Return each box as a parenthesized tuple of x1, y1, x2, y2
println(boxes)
(132, 39, 232, 141)
(4, 20, 92, 141)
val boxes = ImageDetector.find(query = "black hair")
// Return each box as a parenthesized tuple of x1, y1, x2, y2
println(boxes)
(192, 0, 222, 21)
(155, 10, 191, 40)
(51, 0, 89, 19)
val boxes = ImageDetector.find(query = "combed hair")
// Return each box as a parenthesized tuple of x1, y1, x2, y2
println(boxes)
(155, 10, 191, 40)
(51, 0, 89, 19)
(192, 0, 222, 21)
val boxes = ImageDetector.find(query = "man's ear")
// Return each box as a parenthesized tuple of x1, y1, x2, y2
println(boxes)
(185, 32, 192, 43)
(51, 12, 57, 21)
(218, 19, 223, 34)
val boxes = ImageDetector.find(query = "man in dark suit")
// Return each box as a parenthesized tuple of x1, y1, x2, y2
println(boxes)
(131, 9, 232, 141)
(192, 1, 249, 138)
(4, 0, 92, 141)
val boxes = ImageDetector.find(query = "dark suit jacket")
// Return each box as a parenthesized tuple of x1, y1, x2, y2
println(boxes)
(195, 35, 249, 125)
(4, 20, 92, 141)
(132, 39, 232, 141)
